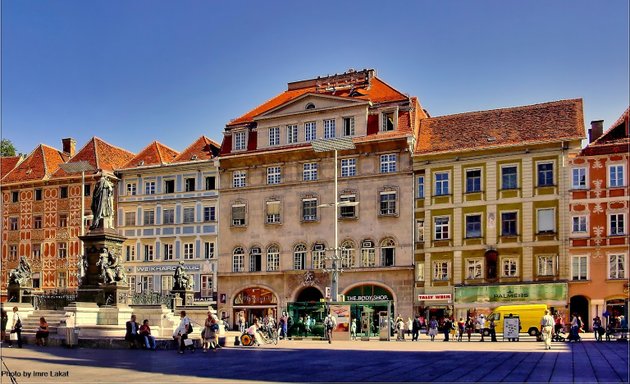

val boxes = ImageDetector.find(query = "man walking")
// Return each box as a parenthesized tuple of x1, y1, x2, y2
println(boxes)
(324, 311, 336, 344)
(541, 309, 555, 350)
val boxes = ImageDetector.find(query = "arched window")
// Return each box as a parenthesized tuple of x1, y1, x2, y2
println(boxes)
(267, 244, 280, 271)
(233, 247, 245, 272)
(294, 244, 307, 270)
(380, 238, 396, 267)
(340, 240, 355, 269)
(305, 102, 315, 110)
(312, 243, 325, 269)
(360, 239, 376, 267)
(250, 246, 261, 272)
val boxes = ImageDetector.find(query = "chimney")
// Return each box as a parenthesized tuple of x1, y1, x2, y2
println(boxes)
(589, 120, 604, 143)
(62, 138, 76, 157)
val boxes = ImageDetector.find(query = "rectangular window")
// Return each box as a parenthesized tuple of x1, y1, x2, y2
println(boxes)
(9, 217, 18, 231)
(183, 243, 194, 260)
(125, 212, 136, 226)
(610, 214, 625, 236)
(250, 248, 262, 272)
(361, 242, 376, 267)
(60, 186, 68, 199)
(201, 275, 213, 297)
(341, 158, 356, 177)
(232, 204, 246, 226)
(538, 255, 555, 276)
(10, 191, 18, 202)
(609, 254, 626, 279)
(466, 259, 482, 279)
(343, 117, 355, 136)
(572, 168, 587, 189)
(434, 216, 450, 240)
(203, 207, 216, 222)
(417, 176, 424, 198)
(381, 245, 395, 267)
(33, 216, 42, 229)
(126, 245, 136, 262)
(303, 163, 318, 181)
(501, 212, 518, 236)
(143, 210, 155, 225)
(267, 166, 281, 185)
(287, 124, 298, 144)
(382, 111, 394, 131)
(144, 245, 154, 261)
(537, 162, 554, 187)
(162, 275, 174, 295)
(8, 245, 17, 259)
(293, 247, 306, 270)
(184, 178, 195, 192)
(32, 273, 40, 289)
(465, 215, 482, 238)
(324, 119, 336, 139)
(163, 209, 175, 225)
(58, 272, 67, 289)
(35, 189, 43, 201)
(433, 261, 449, 281)
(416, 220, 425, 242)
(339, 194, 356, 218)
(233, 170, 246, 188)
(183, 207, 195, 224)
(380, 154, 397, 173)
(32, 244, 41, 259)
(163, 244, 174, 261)
(266, 201, 281, 224)
(145, 181, 156, 195)
(435, 172, 450, 196)
(502, 258, 518, 277)
(302, 199, 317, 221)
(84, 184, 91, 197)
(269, 127, 280, 146)
(537, 208, 555, 233)
(572, 255, 588, 280)
(466, 169, 482, 193)
(379, 191, 397, 215)
(501, 166, 518, 190)
(204, 242, 215, 259)
(127, 183, 137, 196)
(205, 176, 216, 190)
(164, 179, 175, 194)
(139, 276, 153, 293)
(609, 165, 625, 187)
(305, 122, 316, 142)
(234, 131, 247, 151)
(58, 242, 67, 258)
(572, 216, 588, 234)
(59, 214, 68, 228)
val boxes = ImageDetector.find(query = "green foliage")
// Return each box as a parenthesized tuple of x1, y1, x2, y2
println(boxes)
(1, 139, 17, 156)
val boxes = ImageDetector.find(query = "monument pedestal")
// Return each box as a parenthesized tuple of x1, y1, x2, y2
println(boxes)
(7, 283, 33, 304)
(171, 290, 195, 307)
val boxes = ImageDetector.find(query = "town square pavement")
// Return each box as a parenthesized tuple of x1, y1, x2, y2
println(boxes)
(1, 336, 628, 383)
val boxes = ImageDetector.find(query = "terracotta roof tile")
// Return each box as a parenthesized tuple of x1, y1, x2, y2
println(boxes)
(0, 156, 23, 180)
(173, 136, 221, 163)
(2, 144, 69, 184)
(52, 137, 135, 178)
(582, 106, 629, 156)
(415, 99, 585, 155)
(122, 141, 179, 169)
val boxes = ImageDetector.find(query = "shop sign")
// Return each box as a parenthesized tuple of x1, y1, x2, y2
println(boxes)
(454, 282, 567, 304)
(344, 285, 393, 302)
(233, 287, 277, 306)
(136, 264, 200, 273)
(418, 294, 452, 302)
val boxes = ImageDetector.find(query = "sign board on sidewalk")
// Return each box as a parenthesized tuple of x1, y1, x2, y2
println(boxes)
(504, 316, 520, 339)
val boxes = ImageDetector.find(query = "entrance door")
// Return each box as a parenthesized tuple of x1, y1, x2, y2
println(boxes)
(570, 295, 589, 331)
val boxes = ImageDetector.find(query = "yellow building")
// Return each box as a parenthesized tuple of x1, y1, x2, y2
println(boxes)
(412, 100, 585, 326)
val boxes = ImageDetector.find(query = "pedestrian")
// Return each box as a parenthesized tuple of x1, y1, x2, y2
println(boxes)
(477, 314, 486, 342)
(620, 316, 628, 341)
(465, 317, 474, 341)
(305, 315, 312, 336)
(173, 310, 194, 354)
(8, 306, 22, 348)
(139, 319, 157, 350)
(569, 313, 581, 342)
(35, 317, 49, 346)
(205, 316, 219, 352)
(489, 317, 497, 342)
(407, 317, 413, 337)
(428, 316, 438, 341)
(540, 309, 555, 350)
(351, 318, 357, 340)
(412, 316, 421, 341)
(279, 311, 288, 339)
(554, 313, 564, 340)
(238, 311, 246, 334)
(1, 309, 8, 345)
(593, 316, 603, 342)
(442, 317, 452, 341)
(395, 315, 405, 341)
(125, 314, 141, 349)
(324, 311, 336, 344)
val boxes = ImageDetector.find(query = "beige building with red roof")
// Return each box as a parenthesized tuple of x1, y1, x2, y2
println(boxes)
(116, 136, 221, 303)
(412, 99, 585, 330)
(1, 137, 134, 297)
(217, 69, 426, 332)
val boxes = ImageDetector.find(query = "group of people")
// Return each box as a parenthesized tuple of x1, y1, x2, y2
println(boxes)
(125, 314, 158, 351)
(1, 307, 48, 348)
(396, 314, 496, 343)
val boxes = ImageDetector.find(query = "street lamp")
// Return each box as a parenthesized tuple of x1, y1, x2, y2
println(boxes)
(311, 137, 356, 302)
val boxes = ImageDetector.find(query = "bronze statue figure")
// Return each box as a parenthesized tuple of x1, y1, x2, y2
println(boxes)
(172, 261, 193, 291)
(8, 256, 32, 286)
(97, 247, 127, 285)
(90, 175, 114, 230)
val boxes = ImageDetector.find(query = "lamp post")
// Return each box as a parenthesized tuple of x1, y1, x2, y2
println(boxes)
(312, 137, 356, 302)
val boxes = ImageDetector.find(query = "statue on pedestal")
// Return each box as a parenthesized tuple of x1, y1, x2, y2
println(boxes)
(96, 247, 127, 285)
(172, 261, 193, 291)
(8, 256, 32, 287)
(90, 175, 114, 230)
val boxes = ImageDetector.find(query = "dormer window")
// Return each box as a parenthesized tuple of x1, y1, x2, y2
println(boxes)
(305, 103, 315, 110)
(234, 131, 247, 151)
(381, 111, 395, 131)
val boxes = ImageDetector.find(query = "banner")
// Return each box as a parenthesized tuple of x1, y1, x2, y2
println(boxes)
(330, 304, 351, 341)
(418, 294, 452, 302)
(454, 283, 567, 304)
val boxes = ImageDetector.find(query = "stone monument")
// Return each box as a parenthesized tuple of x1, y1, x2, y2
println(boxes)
(7, 256, 33, 303)
(171, 261, 195, 306)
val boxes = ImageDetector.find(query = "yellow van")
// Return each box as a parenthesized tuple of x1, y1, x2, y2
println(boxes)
(486, 304, 547, 336)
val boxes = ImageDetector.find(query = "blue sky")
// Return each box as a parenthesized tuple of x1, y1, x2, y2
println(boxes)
(1, 0, 628, 155)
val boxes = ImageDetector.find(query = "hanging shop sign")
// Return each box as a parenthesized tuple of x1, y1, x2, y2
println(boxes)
(454, 282, 567, 304)
(344, 285, 393, 302)
(233, 287, 277, 306)
(418, 294, 452, 302)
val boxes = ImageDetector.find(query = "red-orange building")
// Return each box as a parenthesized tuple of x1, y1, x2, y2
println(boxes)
(1, 138, 134, 298)
(568, 108, 629, 328)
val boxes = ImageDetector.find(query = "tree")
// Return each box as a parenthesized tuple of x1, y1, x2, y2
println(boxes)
(1, 139, 17, 156)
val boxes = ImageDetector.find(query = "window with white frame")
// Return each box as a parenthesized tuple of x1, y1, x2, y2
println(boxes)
(162, 275, 174, 295)
(341, 158, 356, 177)
(339, 194, 356, 218)
(302, 198, 317, 221)
(126, 245, 136, 262)
(127, 183, 137, 196)
(203, 206, 216, 222)
(32, 243, 41, 259)
(139, 276, 153, 293)
(183, 243, 194, 259)
(572, 215, 588, 234)
(59, 214, 68, 228)
(144, 210, 155, 225)
(572, 168, 587, 189)
(610, 213, 625, 236)
(9, 217, 18, 231)
(466, 259, 483, 279)
(324, 119, 336, 139)
(341, 240, 355, 268)
(233, 170, 246, 188)
(128, 276, 137, 294)
(267, 245, 280, 271)
(572, 255, 588, 280)
(537, 208, 555, 233)
(538, 255, 555, 276)
(266, 200, 281, 224)
(287, 124, 298, 144)
(434, 172, 450, 196)
(417, 176, 424, 198)
(201, 275, 213, 297)
(269, 127, 280, 146)
(58, 272, 67, 289)
(360, 240, 376, 267)
(501, 212, 518, 236)
(163, 243, 174, 261)
(434, 216, 450, 240)
(312, 244, 325, 269)
(608, 254, 626, 279)
(234, 131, 247, 151)
(8, 245, 17, 260)
(379, 190, 397, 216)
(293, 244, 306, 270)
(537, 162, 554, 187)
(267, 166, 281, 185)
(380, 154, 397, 173)
(343, 117, 355, 136)
(58, 242, 67, 258)
(204, 242, 215, 259)
(303, 163, 318, 181)
(233, 247, 245, 272)
(232, 203, 246, 226)
(144, 244, 154, 261)
(433, 261, 449, 281)
(381, 111, 394, 131)
(184, 177, 195, 192)
(183, 207, 195, 224)
(305, 122, 316, 142)
(205, 176, 216, 190)
(465, 215, 482, 238)
(416, 262, 425, 282)
(145, 181, 156, 195)
(502, 258, 518, 277)
(466, 169, 482, 193)
(609, 164, 625, 187)
(164, 179, 175, 194)
(163, 209, 175, 225)
(250, 247, 262, 272)
(501, 165, 518, 190)
(380, 238, 395, 266)
(416, 220, 425, 242)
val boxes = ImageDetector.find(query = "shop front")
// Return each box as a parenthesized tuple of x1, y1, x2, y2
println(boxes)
(232, 287, 278, 328)
(415, 293, 454, 325)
